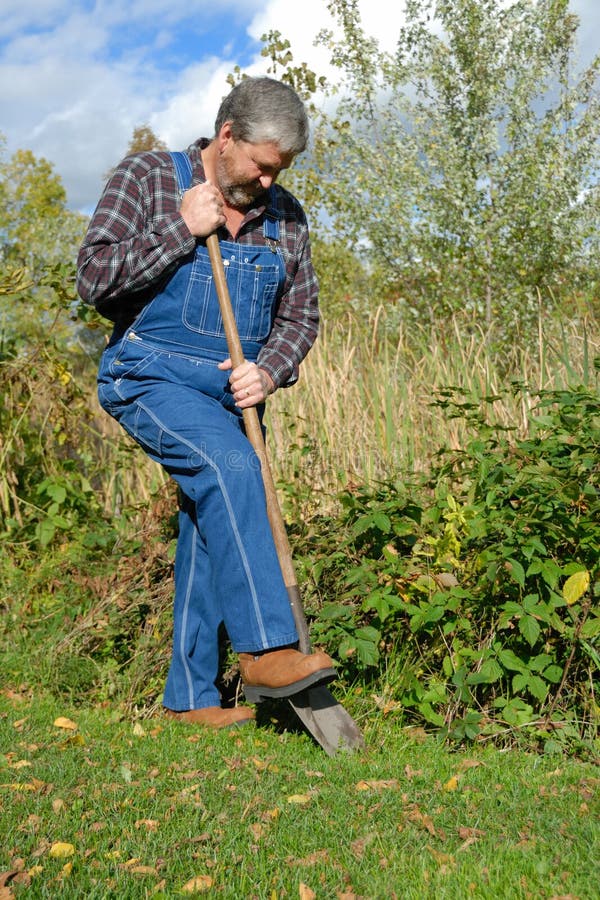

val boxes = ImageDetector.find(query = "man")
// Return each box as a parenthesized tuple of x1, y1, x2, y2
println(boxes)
(77, 77, 335, 729)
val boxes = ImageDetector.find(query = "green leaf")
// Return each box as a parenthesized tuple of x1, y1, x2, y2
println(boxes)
(35, 518, 56, 548)
(500, 698, 535, 726)
(580, 617, 600, 639)
(373, 511, 392, 532)
(416, 702, 445, 727)
(466, 658, 503, 685)
(527, 675, 548, 702)
(498, 648, 528, 673)
(355, 625, 380, 643)
(47, 483, 67, 504)
(519, 614, 541, 647)
(422, 604, 446, 625)
(318, 603, 351, 621)
(542, 664, 563, 684)
(505, 558, 525, 588)
(541, 560, 562, 589)
(512, 673, 529, 693)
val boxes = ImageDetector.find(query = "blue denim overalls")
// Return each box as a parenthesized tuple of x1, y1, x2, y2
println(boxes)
(97, 152, 298, 711)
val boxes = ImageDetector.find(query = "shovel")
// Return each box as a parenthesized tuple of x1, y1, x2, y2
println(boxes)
(206, 233, 365, 755)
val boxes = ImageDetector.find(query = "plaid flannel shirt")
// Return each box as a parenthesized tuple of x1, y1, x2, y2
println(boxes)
(76, 139, 319, 388)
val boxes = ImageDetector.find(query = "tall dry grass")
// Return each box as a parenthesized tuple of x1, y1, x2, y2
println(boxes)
(265, 309, 599, 502)
(90, 310, 599, 517)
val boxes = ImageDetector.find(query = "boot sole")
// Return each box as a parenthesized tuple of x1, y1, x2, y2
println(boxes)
(242, 667, 337, 703)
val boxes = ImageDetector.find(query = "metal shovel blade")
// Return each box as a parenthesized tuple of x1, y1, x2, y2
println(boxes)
(287, 685, 365, 756)
(284, 584, 365, 754)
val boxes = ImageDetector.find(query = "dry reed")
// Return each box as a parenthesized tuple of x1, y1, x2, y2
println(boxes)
(91, 310, 599, 516)
(265, 309, 599, 501)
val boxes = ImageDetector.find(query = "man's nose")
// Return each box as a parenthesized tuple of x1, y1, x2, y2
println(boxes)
(259, 174, 274, 189)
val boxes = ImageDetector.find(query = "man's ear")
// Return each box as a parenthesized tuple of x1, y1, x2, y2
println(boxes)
(218, 122, 234, 153)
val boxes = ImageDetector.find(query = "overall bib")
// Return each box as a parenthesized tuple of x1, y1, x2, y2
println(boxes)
(97, 153, 298, 711)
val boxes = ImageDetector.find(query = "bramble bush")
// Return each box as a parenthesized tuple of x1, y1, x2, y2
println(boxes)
(299, 384, 600, 751)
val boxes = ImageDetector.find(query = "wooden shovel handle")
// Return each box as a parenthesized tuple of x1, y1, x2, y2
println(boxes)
(206, 233, 311, 652)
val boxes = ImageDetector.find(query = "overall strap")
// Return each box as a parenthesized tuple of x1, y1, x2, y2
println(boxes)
(170, 151, 194, 192)
(264, 186, 281, 242)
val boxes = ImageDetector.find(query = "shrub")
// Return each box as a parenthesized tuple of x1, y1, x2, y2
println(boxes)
(301, 385, 600, 749)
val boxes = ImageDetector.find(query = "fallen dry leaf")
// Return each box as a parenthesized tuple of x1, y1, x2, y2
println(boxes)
(299, 884, 316, 900)
(135, 819, 160, 832)
(0, 871, 20, 889)
(443, 775, 459, 792)
(427, 846, 456, 868)
(3, 779, 46, 793)
(53, 717, 77, 731)
(350, 835, 373, 858)
(289, 850, 329, 867)
(287, 794, 312, 805)
(406, 807, 437, 836)
(456, 826, 485, 853)
(59, 733, 85, 748)
(372, 694, 403, 714)
(181, 874, 214, 893)
(128, 865, 158, 876)
(2, 689, 28, 702)
(355, 779, 399, 792)
(263, 807, 280, 821)
(458, 826, 486, 841)
(48, 843, 75, 859)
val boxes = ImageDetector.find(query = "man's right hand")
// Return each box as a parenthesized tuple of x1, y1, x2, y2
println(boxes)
(179, 180, 226, 237)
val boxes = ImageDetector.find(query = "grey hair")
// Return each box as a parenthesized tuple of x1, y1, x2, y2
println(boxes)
(214, 77, 309, 155)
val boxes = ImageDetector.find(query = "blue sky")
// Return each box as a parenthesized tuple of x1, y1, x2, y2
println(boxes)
(0, 0, 598, 214)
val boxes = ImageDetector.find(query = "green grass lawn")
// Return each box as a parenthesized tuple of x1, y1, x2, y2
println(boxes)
(1, 691, 598, 899)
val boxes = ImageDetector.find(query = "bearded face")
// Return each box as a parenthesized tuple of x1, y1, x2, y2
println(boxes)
(215, 138, 294, 208)
(216, 151, 266, 206)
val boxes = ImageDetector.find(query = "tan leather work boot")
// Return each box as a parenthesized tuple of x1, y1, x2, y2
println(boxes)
(163, 706, 255, 728)
(238, 648, 337, 703)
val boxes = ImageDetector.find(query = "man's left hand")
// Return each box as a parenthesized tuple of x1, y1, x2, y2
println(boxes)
(218, 359, 275, 408)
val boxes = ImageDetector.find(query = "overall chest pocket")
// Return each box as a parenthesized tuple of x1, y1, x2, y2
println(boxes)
(183, 252, 280, 342)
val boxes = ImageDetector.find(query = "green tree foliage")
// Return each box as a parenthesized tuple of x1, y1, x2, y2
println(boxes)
(0, 139, 87, 280)
(0, 137, 89, 348)
(0, 141, 108, 543)
(268, 0, 600, 332)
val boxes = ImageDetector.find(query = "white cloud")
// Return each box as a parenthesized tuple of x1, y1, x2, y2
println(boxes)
(0, 0, 597, 213)
(150, 60, 234, 150)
